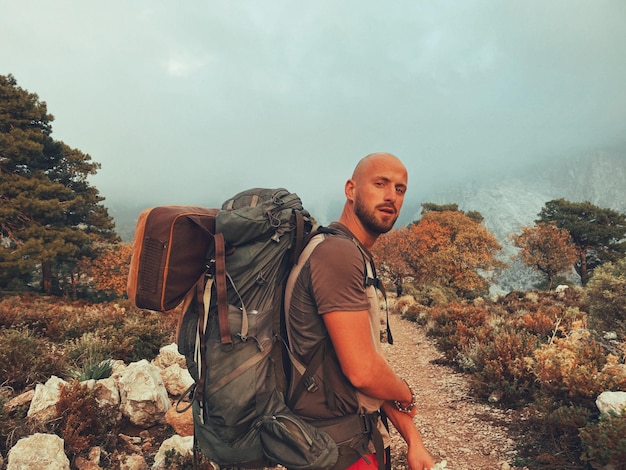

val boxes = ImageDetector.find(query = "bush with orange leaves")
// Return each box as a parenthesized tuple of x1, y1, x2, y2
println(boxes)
(530, 325, 626, 406)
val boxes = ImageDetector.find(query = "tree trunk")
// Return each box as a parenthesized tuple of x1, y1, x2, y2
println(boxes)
(41, 261, 53, 294)
(579, 247, 590, 286)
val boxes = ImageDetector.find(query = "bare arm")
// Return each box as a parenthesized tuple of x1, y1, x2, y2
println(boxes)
(322, 309, 413, 405)
(382, 402, 435, 470)
(323, 308, 435, 469)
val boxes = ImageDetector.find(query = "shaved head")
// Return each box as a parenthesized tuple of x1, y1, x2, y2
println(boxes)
(352, 152, 407, 183)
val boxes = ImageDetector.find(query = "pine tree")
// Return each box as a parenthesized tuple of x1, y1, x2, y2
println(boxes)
(537, 199, 626, 286)
(0, 74, 117, 296)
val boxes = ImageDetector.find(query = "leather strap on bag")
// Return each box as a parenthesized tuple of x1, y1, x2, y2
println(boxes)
(213, 232, 232, 347)
(195, 231, 229, 408)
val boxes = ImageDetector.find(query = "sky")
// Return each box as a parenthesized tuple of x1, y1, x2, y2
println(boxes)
(2, 0, 626, 225)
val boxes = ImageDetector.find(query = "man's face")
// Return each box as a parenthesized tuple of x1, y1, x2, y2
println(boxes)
(352, 159, 407, 235)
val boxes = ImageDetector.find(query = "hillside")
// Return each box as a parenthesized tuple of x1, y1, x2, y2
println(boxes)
(424, 152, 626, 291)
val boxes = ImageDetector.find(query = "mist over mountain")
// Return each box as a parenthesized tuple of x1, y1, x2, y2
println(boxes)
(424, 152, 626, 292)
(108, 152, 625, 293)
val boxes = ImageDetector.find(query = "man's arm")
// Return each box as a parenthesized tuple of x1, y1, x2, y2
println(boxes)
(324, 308, 435, 469)
(323, 308, 413, 405)
(382, 402, 435, 470)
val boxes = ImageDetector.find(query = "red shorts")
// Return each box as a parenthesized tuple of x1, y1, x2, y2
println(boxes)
(347, 454, 379, 470)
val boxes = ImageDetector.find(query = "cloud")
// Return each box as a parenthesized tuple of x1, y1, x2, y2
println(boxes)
(1, 0, 625, 221)
(163, 49, 212, 77)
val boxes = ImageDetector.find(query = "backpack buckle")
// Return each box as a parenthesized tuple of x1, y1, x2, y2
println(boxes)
(359, 414, 372, 434)
(304, 376, 319, 393)
(205, 259, 216, 277)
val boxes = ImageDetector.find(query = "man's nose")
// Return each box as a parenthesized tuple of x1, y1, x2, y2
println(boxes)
(384, 187, 397, 202)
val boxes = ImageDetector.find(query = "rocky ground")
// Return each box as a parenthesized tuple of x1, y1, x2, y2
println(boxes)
(382, 312, 522, 470)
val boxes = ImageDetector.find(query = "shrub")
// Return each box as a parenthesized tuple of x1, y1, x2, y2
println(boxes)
(0, 329, 66, 389)
(532, 405, 593, 469)
(422, 303, 495, 367)
(467, 328, 538, 405)
(531, 327, 612, 407)
(411, 284, 460, 307)
(580, 413, 626, 468)
(0, 294, 65, 340)
(585, 257, 626, 336)
(107, 313, 174, 363)
(54, 380, 121, 459)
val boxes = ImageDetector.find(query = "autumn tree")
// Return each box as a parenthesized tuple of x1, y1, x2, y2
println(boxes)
(375, 205, 504, 298)
(0, 74, 117, 296)
(511, 223, 578, 290)
(372, 227, 411, 295)
(421, 202, 484, 223)
(537, 199, 626, 286)
(88, 242, 132, 298)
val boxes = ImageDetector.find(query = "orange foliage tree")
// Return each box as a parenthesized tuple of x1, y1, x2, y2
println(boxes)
(88, 242, 132, 297)
(374, 209, 504, 297)
(511, 222, 578, 290)
(371, 226, 412, 295)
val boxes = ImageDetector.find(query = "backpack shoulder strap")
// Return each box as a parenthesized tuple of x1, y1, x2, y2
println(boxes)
(315, 226, 394, 345)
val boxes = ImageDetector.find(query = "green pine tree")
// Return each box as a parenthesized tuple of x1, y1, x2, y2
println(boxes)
(1, 74, 118, 296)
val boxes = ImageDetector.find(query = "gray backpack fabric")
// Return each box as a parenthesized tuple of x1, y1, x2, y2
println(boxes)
(177, 188, 338, 469)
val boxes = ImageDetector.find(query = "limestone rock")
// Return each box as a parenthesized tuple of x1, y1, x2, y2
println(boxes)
(596, 390, 626, 416)
(165, 405, 194, 437)
(160, 363, 194, 397)
(7, 433, 70, 470)
(119, 360, 170, 427)
(27, 376, 68, 422)
(119, 454, 148, 470)
(152, 343, 187, 369)
(4, 389, 35, 414)
(152, 435, 194, 470)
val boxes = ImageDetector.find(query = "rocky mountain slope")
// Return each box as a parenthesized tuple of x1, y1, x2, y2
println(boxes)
(425, 152, 626, 292)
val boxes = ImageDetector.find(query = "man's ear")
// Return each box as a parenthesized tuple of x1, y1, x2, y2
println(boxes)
(345, 179, 356, 201)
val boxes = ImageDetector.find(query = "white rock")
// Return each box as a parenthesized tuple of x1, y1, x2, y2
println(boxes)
(27, 376, 68, 422)
(94, 376, 121, 406)
(160, 363, 195, 397)
(119, 359, 171, 427)
(152, 435, 194, 469)
(596, 391, 626, 416)
(7, 433, 70, 470)
(120, 454, 149, 470)
(152, 343, 187, 369)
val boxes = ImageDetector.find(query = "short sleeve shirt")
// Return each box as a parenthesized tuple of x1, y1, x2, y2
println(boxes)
(287, 223, 371, 363)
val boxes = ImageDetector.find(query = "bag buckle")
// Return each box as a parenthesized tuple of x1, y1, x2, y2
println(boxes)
(359, 414, 373, 434)
(304, 376, 319, 393)
(205, 259, 216, 277)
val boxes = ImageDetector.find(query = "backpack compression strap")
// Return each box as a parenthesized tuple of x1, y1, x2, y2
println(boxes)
(195, 231, 230, 406)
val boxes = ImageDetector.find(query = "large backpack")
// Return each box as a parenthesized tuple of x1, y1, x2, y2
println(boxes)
(128, 188, 338, 469)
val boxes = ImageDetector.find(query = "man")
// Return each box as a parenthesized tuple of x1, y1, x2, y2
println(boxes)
(285, 153, 435, 470)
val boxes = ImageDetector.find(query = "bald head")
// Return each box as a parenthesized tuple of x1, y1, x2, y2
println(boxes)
(351, 152, 407, 183)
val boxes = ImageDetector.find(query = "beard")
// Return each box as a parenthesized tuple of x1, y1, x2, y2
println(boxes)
(354, 195, 398, 234)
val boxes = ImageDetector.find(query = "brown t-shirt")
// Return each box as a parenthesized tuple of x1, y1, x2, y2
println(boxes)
(287, 223, 371, 364)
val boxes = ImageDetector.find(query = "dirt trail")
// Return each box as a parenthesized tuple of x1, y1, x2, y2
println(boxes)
(382, 312, 519, 470)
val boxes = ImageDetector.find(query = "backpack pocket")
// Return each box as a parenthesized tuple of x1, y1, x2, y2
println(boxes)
(260, 409, 338, 470)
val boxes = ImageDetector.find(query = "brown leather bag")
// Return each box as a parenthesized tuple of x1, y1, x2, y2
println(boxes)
(126, 206, 219, 312)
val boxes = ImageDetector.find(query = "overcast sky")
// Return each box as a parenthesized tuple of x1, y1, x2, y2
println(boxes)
(2, 1, 625, 224)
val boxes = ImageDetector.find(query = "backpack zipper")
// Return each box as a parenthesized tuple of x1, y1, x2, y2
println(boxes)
(270, 414, 314, 446)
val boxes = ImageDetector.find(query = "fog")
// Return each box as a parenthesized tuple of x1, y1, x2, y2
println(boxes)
(2, 0, 625, 225)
